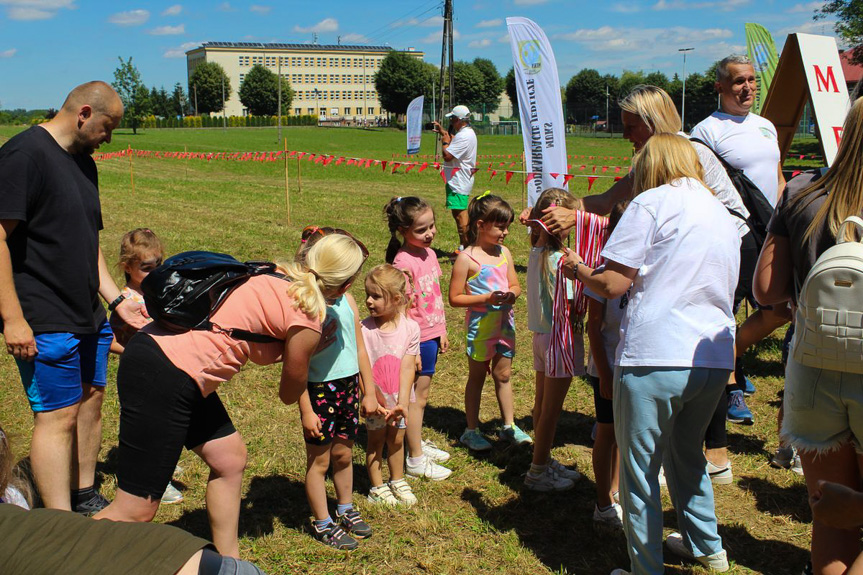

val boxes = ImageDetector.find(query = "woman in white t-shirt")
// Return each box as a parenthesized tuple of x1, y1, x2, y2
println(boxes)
(566, 134, 741, 575)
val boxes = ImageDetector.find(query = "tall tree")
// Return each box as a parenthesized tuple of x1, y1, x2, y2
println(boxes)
(472, 58, 504, 117)
(238, 64, 292, 116)
(818, 1, 863, 64)
(112, 56, 149, 134)
(450, 61, 486, 112)
(374, 51, 436, 115)
(644, 71, 670, 92)
(189, 61, 231, 115)
(171, 83, 188, 117)
(504, 67, 518, 117)
(565, 69, 605, 123)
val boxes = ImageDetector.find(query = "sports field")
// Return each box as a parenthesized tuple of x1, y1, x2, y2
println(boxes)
(0, 125, 820, 574)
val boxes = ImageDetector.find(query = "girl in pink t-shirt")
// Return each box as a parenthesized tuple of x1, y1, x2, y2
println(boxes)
(384, 196, 452, 481)
(361, 264, 420, 506)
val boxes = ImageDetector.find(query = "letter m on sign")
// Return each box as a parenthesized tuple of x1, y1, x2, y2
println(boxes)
(814, 65, 839, 93)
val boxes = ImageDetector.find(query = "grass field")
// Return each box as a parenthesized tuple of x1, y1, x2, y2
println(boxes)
(0, 125, 822, 574)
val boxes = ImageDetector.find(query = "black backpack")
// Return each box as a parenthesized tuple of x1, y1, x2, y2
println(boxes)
(689, 137, 775, 248)
(141, 251, 283, 343)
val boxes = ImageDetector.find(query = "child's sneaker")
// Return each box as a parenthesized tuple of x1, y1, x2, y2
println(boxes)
(499, 423, 533, 446)
(388, 478, 417, 506)
(406, 454, 452, 480)
(593, 502, 624, 529)
(742, 376, 756, 397)
(161, 482, 184, 505)
(421, 439, 451, 463)
(524, 466, 574, 492)
(460, 428, 493, 452)
(658, 466, 667, 487)
(335, 507, 372, 539)
(666, 532, 729, 571)
(706, 460, 733, 485)
(549, 458, 581, 481)
(727, 389, 753, 425)
(368, 484, 399, 506)
(771, 445, 804, 475)
(310, 520, 359, 550)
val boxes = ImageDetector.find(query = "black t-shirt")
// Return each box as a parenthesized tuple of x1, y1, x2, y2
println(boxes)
(0, 126, 106, 334)
(767, 169, 830, 302)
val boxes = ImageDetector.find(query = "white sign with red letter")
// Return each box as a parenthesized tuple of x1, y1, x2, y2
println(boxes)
(798, 33, 850, 164)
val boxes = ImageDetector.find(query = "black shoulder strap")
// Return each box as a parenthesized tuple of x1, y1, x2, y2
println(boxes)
(688, 136, 735, 172)
(203, 271, 291, 344)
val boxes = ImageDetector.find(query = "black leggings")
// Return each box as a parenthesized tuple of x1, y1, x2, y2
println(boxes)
(116, 334, 236, 500)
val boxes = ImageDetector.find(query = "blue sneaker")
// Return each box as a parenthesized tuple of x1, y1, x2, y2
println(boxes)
(742, 377, 756, 397)
(727, 389, 753, 425)
(460, 428, 493, 451)
(499, 423, 533, 446)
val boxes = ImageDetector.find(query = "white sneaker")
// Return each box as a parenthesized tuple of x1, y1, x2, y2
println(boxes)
(368, 484, 399, 506)
(658, 466, 667, 487)
(406, 455, 452, 481)
(421, 439, 451, 463)
(524, 466, 574, 492)
(666, 532, 729, 572)
(593, 502, 624, 529)
(706, 460, 733, 485)
(549, 458, 581, 481)
(388, 478, 417, 506)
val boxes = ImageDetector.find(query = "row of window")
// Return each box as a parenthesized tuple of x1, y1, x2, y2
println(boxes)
(296, 90, 377, 100)
(238, 55, 383, 68)
(289, 74, 374, 84)
(290, 107, 381, 116)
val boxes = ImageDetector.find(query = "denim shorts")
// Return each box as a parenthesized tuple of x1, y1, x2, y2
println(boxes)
(782, 355, 863, 455)
(16, 320, 113, 412)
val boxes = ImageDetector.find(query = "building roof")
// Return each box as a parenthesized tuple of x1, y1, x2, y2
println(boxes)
(840, 49, 863, 83)
(193, 42, 413, 53)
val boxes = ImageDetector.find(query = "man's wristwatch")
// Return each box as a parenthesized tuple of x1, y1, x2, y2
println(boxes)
(107, 294, 127, 312)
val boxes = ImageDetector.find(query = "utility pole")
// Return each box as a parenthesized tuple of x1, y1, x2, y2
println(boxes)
(679, 47, 694, 130)
(436, 0, 454, 158)
(194, 83, 198, 116)
(278, 55, 282, 143)
(605, 84, 610, 134)
(363, 53, 367, 127)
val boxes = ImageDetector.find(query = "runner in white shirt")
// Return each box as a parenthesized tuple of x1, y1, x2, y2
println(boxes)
(433, 105, 477, 250)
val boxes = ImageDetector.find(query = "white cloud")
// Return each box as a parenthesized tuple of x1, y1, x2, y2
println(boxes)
(149, 24, 184, 35)
(514, 0, 548, 5)
(394, 15, 443, 28)
(340, 32, 369, 43)
(163, 41, 201, 58)
(498, 33, 510, 43)
(610, 3, 641, 13)
(217, 2, 233, 11)
(0, 0, 76, 20)
(108, 9, 149, 26)
(162, 4, 181, 15)
(787, 2, 821, 13)
(475, 18, 502, 28)
(420, 27, 461, 44)
(293, 17, 338, 33)
(653, 0, 749, 11)
(776, 19, 837, 37)
(468, 38, 492, 48)
(0, 48, 16, 58)
(250, 4, 270, 14)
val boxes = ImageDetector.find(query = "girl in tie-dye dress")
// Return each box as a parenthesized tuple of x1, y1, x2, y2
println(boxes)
(449, 193, 531, 452)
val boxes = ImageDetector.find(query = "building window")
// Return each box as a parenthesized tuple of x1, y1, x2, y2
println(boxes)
(239, 74, 245, 84)
(368, 107, 374, 115)
(308, 107, 314, 114)
(238, 56, 250, 67)
(320, 108, 326, 115)
(344, 107, 351, 115)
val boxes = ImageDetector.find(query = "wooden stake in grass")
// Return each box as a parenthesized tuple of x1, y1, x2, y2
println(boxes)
(521, 152, 526, 209)
(284, 138, 291, 226)
(128, 144, 135, 194)
(184, 145, 188, 179)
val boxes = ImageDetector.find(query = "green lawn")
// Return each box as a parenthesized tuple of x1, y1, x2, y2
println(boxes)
(0, 125, 818, 574)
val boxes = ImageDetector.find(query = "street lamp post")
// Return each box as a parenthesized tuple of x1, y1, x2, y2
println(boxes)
(314, 88, 320, 126)
(679, 47, 694, 130)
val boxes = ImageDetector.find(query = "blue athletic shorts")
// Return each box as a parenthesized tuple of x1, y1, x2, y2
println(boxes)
(16, 320, 113, 412)
(418, 337, 441, 376)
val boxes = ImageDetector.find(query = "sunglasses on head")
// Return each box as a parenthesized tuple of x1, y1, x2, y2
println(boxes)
(301, 225, 369, 260)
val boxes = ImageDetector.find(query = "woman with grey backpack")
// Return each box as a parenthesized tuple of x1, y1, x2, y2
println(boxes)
(754, 96, 863, 575)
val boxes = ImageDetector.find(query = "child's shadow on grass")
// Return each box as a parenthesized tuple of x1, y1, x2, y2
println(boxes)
(736, 476, 810, 523)
(166, 474, 310, 540)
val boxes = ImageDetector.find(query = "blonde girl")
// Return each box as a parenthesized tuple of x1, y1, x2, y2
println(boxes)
(361, 264, 421, 506)
(384, 196, 452, 480)
(449, 193, 527, 451)
(523, 188, 583, 491)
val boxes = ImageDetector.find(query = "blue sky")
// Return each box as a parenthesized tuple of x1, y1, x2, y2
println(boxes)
(0, 0, 833, 109)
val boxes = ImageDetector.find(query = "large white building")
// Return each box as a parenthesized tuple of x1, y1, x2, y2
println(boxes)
(186, 42, 425, 118)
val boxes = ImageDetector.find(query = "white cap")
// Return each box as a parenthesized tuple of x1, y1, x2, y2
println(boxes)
(445, 105, 471, 120)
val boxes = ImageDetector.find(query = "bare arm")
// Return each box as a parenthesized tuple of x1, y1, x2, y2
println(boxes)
(448, 253, 492, 307)
(297, 387, 322, 440)
(502, 246, 521, 302)
(539, 173, 633, 235)
(586, 297, 614, 400)
(564, 249, 637, 300)
(753, 232, 793, 306)
(98, 247, 148, 329)
(0, 219, 36, 360)
(278, 325, 321, 405)
(777, 162, 787, 200)
(347, 294, 383, 417)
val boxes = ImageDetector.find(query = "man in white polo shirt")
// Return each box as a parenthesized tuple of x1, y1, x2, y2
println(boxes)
(433, 105, 477, 250)
(691, 55, 789, 428)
